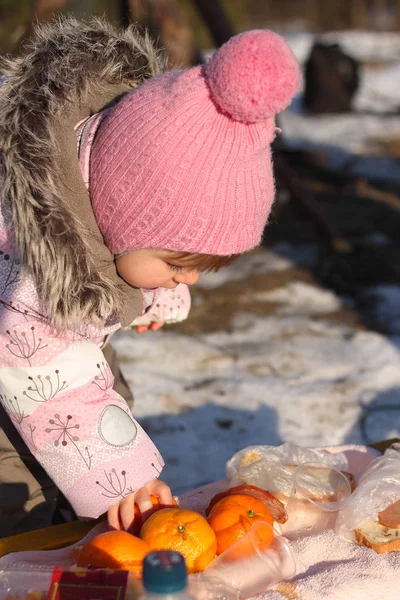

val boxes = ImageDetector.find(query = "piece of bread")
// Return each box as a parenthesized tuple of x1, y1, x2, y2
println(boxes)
(354, 520, 400, 553)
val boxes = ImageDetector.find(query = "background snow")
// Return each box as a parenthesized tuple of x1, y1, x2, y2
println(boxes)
(280, 30, 400, 184)
(114, 253, 400, 494)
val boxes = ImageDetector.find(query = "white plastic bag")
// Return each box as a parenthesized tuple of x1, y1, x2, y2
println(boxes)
(226, 443, 349, 500)
(335, 445, 400, 543)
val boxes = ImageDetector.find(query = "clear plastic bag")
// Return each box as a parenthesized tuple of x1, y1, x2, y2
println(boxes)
(335, 446, 400, 543)
(226, 443, 349, 501)
(0, 566, 52, 600)
(189, 573, 239, 600)
(0, 566, 141, 600)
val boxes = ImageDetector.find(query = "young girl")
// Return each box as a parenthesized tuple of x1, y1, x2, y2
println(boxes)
(0, 18, 300, 535)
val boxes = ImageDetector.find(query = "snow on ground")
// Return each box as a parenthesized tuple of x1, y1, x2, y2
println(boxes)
(280, 30, 400, 183)
(362, 285, 400, 334)
(280, 29, 400, 409)
(113, 250, 400, 495)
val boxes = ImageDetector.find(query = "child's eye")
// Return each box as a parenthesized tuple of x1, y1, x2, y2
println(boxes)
(167, 263, 184, 272)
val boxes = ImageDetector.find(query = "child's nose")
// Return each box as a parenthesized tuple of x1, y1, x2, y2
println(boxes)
(174, 270, 199, 286)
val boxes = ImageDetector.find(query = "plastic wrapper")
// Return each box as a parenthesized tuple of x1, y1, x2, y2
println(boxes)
(357, 444, 400, 484)
(203, 521, 296, 598)
(335, 446, 400, 543)
(226, 443, 349, 501)
(0, 566, 51, 600)
(189, 574, 239, 600)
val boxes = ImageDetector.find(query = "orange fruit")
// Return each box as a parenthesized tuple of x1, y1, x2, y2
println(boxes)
(227, 522, 275, 560)
(207, 493, 274, 555)
(206, 484, 287, 524)
(75, 530, 150, 577)
(140, 508, 217, 573)
(132, 495, 178, 535)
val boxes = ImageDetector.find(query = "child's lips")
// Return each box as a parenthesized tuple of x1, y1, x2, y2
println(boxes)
(144, 284, 178, 290)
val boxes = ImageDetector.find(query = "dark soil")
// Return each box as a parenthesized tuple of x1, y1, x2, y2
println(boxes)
(266, 156, 400, 333)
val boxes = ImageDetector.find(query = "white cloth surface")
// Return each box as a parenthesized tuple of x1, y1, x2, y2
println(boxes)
(1, 445, 399, 600)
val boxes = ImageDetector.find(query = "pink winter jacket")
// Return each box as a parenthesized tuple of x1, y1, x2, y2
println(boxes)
(0, 21, 190, 519)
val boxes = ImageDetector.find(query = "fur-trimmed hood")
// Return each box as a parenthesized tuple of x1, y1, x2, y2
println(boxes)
(0, 17, 167, 329)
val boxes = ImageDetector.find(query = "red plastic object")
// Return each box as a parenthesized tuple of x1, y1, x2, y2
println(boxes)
(47, 566, 128, 599)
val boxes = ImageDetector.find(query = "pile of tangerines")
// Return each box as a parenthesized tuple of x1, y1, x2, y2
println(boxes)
(76, 484, 287, 576)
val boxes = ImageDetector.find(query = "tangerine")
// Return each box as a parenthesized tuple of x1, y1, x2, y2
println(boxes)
(132, 494, 178, 534)
(75, 530, 150, 577)
(207, 493, 274, 555)
(206, 484, 287, 524)
(140, 508, 217, 573)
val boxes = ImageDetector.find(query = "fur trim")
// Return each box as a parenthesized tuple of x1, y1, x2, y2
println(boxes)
(0, 17, 166, 329)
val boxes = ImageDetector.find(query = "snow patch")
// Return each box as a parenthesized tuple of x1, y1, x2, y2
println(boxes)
(251, 282, 341, 315)
(197, 249, 293, 289)
(114, 312, 400, 493)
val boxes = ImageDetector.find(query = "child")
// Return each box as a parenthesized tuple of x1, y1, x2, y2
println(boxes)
(0, 18, 300, 535)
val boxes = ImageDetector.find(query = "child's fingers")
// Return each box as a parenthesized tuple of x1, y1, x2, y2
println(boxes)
(146, 479, 173, 505)
(132, 488, 153, 513)
(107, 503, 122, 531)
(118, 498, 138, 532)
(135, 323, 164, 333)
(127, 489, 154, 529)
(135, 325, 149, 334)
(107, 480, 174, 532)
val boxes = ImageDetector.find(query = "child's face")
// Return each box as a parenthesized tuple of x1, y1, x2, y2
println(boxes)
(115, 249, 200, 290)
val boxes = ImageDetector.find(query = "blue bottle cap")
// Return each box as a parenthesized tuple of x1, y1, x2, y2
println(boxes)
(143, 550, 188, 594)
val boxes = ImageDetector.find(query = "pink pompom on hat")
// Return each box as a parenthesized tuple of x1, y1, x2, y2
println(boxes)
(90, 30, 301, 256)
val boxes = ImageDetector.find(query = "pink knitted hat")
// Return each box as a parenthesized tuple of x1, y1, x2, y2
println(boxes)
(90, 30, 301, 256)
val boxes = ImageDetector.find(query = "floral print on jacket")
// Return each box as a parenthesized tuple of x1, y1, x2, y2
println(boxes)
(0, 113, 190, 519)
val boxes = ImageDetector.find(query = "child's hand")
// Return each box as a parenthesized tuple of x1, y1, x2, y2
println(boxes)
(107, 479, 173, 532)
(135, 322, 164, 334)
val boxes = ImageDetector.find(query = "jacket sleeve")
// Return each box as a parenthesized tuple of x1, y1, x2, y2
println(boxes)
(130, 283, 191, 327)
(0, 311, 164, 519)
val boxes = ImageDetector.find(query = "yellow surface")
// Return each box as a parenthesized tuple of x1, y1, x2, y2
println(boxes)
(0, 517, 103, 558)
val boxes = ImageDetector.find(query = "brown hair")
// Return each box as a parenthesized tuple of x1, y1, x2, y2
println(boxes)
(168, 252, 240, 272)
